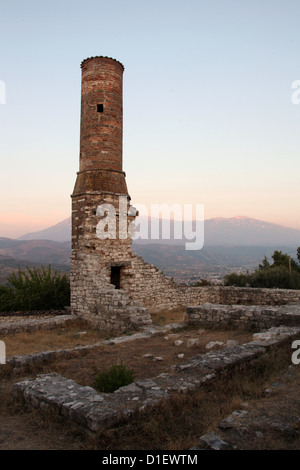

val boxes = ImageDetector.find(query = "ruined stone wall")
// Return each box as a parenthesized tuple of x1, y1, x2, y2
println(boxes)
(186, 303, 300, 329)
(219, 286, 300, 305)
(71, 249, 300, 322)
(178, 285, 300, 308)
(70, 250, 153, 332)
(122, 279, 300, 314)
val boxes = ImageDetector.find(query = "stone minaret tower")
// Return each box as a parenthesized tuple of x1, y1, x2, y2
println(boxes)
(72, 56, 129, 246)
(71, 56, 177, 331)
(70, 56, 151, 331)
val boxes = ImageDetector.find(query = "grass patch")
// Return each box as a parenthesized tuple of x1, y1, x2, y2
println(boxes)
(94, 363, 135, 393)
(2, 321, 121, 358)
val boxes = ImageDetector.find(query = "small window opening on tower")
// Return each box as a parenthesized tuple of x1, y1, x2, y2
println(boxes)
(97, 104, 104, 113)
(111, 266, 121, 289)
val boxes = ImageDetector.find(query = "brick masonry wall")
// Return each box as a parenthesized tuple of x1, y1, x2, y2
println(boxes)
(79, 56, 124, 173)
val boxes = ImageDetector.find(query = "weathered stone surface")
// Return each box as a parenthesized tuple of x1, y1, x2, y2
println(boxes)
(0, 315, 76, 335)
(186, 302, 300, 329)
(205, 341, 224, 350)
(187, 338, 200, 348)
(199, 431, 228, 450)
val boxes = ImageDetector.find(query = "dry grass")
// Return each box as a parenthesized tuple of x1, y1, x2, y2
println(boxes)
(92, 345, 295, 450)
(95, 380, 242, 450)
(1, 320, 254, 388)
(1, 308, 186, 358)
(2, 321, 124, 358)
(2, 307, 253, 360)
(150, 307, 186, 326)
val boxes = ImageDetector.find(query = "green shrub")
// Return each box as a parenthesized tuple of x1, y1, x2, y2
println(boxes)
(0, 284, 15, 311)
(224, 272, 252, 287)
(224, 248, 300, 289)
(93, 363, 135, 393)
(0, 265, 70, 311)
(224, 266, 300, 290)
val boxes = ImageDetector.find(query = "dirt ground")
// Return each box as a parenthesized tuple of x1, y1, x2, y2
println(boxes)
(0, 313, 300, 451)
(196, 364, 300, 451)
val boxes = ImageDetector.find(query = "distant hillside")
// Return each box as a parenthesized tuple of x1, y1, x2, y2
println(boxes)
(0, 238, 71, 265)
(0, 236, 70, 284)
(132, 243, 280, 269)
(18, 217, 71, 243)
(0, 254, 70, 284)
(131, 242, 299, 283)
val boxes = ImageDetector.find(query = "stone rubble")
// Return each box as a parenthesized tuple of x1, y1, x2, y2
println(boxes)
(205, 341, 224, 350)
(198, 431, 228, 450)
(196, 370, 300, 450)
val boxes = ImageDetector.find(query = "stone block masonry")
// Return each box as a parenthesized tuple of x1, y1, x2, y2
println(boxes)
(12, 325, 300, 437)
(0, 315, 76, 335)
(128, 283, 300, 315)
(186, 302, 300, 330)
(177, 285, 300, 310)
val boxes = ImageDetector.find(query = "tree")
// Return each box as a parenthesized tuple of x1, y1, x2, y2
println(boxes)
(224, 248, 300, 289)
(271, 250, 299, 273)
(258, 255, 270, 270)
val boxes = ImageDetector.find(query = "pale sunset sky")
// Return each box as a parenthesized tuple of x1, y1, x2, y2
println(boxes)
(0, 0, 300, 238)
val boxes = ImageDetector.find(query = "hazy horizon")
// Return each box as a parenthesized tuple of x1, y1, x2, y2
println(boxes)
(2, 213, 300, 241)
